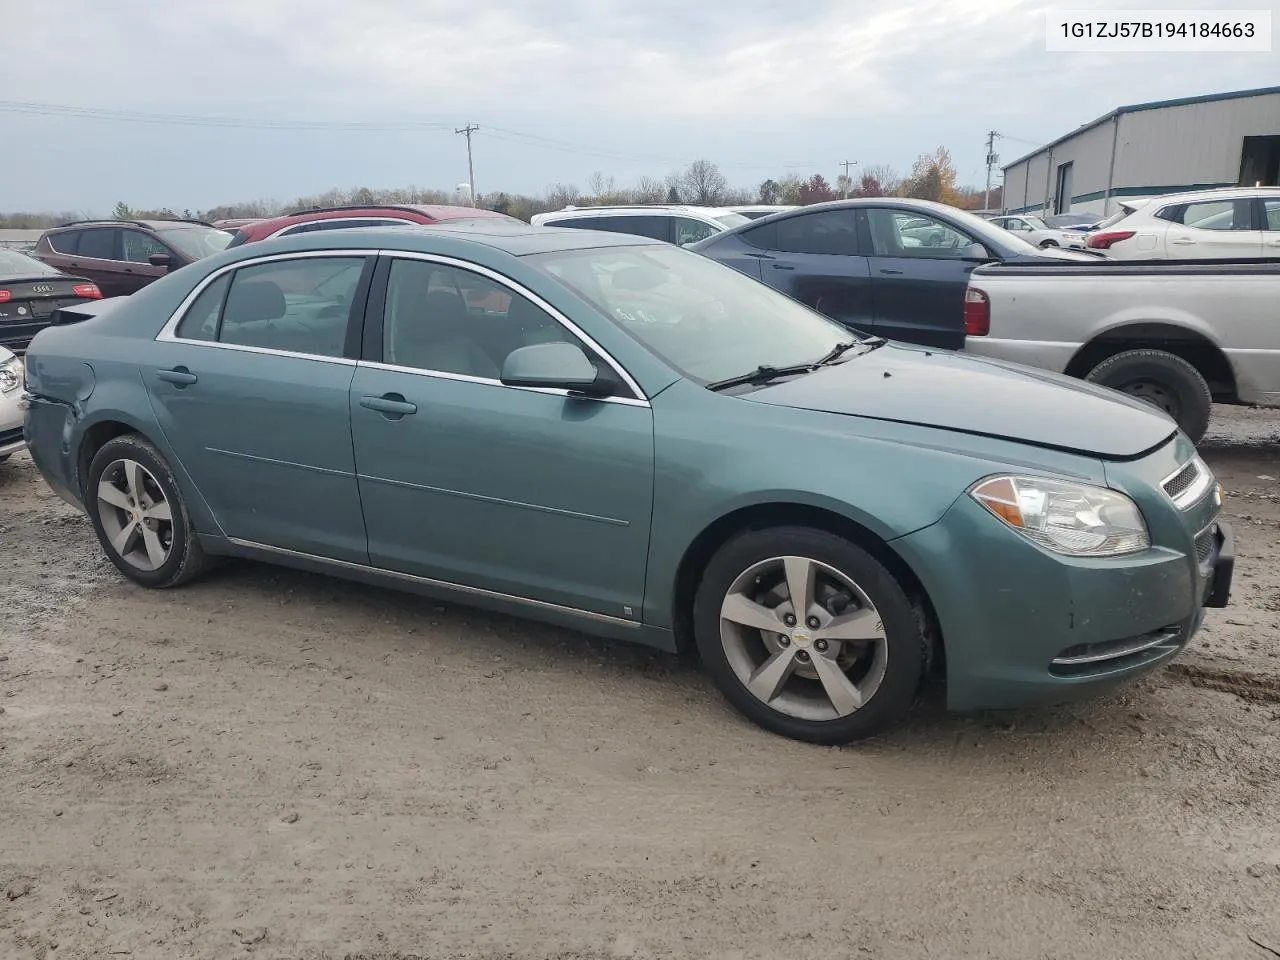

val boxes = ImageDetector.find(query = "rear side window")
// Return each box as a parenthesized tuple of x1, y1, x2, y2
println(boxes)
(774, 210, 860, 255)
(1176, 200, 1246, 231)
(673, 217, 717, 246)
(544, 217, 599, 230)
(217, 256, 366, 357)
(77, 228, 119, 260)
(48, 230, 81, 255)
(1264, 199, 1280, 231)
(594, 215, 671, 242)
(174, 273, 231, 341)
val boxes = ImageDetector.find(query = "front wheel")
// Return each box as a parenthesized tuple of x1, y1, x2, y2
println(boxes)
(86, 434, 208, 588)
(693, 526, 925, 744)
(1039, 239, 1059, 248)
(1084, 349, 1212, 443)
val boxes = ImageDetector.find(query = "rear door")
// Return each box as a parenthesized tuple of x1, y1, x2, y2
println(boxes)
(742, 208, 874, 334)
(144, 252, 374, 561)
(592, 214, 673, 244)
(863, 207, 980, 350)
(1260, 198, 1280, 255)
(67, 228, 129, 296)
(1160, 199, 1262, 258)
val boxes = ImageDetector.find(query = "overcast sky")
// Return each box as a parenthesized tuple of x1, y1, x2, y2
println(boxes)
(2, 0, 1276, 214)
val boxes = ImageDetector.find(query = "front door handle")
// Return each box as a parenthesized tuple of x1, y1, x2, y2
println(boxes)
(770, 263, 795, 271)
(360, 393, 418, 418)
(1170, 237, 1196, 245)
(878, 268, 904, 275)
(155, 367, 198, 386)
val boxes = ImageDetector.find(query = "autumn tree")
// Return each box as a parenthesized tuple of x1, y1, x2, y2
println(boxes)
(798, 174, 836, 205)
(901, 147, 961, 205)
(757, 179, 781, 204)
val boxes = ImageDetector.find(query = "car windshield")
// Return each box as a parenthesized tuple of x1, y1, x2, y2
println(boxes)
(713, 213, 751, 228)
(160, 226, 233, 260)
(1093, 204, 1142, 230)
(1022, 216, 1049, 230)
(529, 244, 855, 384)
(0, 248, 59, 277)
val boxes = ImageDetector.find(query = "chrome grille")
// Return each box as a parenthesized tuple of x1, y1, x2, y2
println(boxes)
(1163, 460, 1200, 499)
(1161, 457, 1213, 509)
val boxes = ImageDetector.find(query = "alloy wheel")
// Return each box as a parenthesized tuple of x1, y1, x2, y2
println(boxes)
(718, 555, 888, 721)
(96, 458, 175, 572)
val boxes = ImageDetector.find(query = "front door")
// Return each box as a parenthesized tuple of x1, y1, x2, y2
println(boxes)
(349, 255, 655, 619)
(68, 228, 131, 298)
(863, 207, 979, 350)
(1163, 199, 1262, 258)
(120, 229, 176, 292)
(143, 253, 373, 562)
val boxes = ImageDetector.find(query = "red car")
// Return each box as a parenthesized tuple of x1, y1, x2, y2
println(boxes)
(225, 204, 517, 247)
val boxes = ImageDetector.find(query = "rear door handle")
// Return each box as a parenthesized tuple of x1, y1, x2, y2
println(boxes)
(155, 367, 198, 386)
(878, 269, 904, 275)
(360, 393, 418, 418)
(770, 263, 795, 271)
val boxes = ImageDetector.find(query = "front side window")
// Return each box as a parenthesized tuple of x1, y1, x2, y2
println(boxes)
(866, 209, 974, 258)
(530, 244, 850, 384)
(382, 259, 584, 380)
(180, 256, 366, 357)
(122, 230, 172, 264)
(77, 228, 119, 261)
(673, 217, 717, 246)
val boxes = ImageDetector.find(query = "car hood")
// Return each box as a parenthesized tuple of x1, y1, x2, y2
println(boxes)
(744, 343, 1177, 459)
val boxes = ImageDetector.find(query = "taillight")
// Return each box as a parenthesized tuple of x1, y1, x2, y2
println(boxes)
(72, 283, 102, 299)
(1086, 230, 1136, 250)
(964, 288, 990, 337)
(0, 290, 10, 303)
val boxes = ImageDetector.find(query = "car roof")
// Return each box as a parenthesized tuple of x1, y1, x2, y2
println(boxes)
(222, 220, 665, 258)
(538, 204, 740, 218)
(1137, 186, 1280, 206)
(50, 218, 216, 231)
(241, 204, 510, 237)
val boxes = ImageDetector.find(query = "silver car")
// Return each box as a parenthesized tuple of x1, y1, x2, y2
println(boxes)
(0, 346, 24, 460)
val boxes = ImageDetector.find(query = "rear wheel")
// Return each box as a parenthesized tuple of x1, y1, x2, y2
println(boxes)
(1039, 239, 1059, 248)
(1084, 349, 1212, 443)
(86, 434, 208, 588)
(693, 526, 925, 744)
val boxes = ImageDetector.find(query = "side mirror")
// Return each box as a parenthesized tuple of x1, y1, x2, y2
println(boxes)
(148, 253, 174, 271)
(961, 242, 992, 261)
(500, 342, 618, 398)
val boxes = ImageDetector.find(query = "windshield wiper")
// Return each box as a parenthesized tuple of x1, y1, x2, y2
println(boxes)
(705, 363, 818, 392)
(815, 337, 884, 365)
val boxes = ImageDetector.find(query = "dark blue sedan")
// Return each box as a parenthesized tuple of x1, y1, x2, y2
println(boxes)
(690, 198, 1095, 351)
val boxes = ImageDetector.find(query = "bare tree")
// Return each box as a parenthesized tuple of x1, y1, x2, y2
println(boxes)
(633, 175, 666, 203)
(544, 183, 580, 210)
(680, 160, 729, 206)
(858, 164, 902, 197)
(587, 171, 620, 203)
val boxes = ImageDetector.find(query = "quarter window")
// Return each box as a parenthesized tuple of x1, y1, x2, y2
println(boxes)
(49, 230, 81, 255)
(191, 257, 366, 357)
(381, 259, 584, 380)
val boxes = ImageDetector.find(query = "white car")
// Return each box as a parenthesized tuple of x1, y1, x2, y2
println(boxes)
(726, 204, 798, 220)
(531, 205, 750, 246)
(986, 214, 1080, 249)
(0, 346, 24, 461)
(1086, 186, 1280, 260)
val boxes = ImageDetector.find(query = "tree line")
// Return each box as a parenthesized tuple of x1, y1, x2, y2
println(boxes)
(0, 147, 1002, 229)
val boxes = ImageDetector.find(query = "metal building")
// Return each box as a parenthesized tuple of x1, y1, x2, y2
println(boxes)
(1003, 85, 1280, 217)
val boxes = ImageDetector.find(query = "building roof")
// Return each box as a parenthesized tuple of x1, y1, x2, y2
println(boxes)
(1003, 84, 1280, 171)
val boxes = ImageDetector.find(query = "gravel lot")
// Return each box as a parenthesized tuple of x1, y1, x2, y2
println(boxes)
(1, 407, 1278, 960)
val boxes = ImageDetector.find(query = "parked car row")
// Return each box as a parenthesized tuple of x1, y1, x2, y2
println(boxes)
(19, 220, 1234, 745)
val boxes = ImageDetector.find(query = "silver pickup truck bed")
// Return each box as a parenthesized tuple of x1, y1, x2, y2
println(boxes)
(962, 259, 1280, 441)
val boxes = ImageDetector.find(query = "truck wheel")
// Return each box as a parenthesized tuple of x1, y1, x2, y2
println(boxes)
(1084, 349, 1212, 443)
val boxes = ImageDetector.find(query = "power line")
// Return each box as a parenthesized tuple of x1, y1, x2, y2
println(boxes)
(455, 124, 479, 206)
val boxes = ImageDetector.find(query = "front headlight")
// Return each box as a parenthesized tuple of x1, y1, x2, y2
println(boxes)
(970, 475, 1149, 557)
(0, 356, 23, 394)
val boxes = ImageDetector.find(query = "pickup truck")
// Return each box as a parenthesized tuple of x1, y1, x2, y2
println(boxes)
(961, 259, 1280, 442)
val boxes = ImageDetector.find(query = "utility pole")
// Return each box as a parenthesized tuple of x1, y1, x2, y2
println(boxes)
(838, 159, 858, 198)
(455, 124, 479, 206)
(984, 131, 1001, 212)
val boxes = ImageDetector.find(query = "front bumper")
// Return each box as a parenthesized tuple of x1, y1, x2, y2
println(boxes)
(894, 493, 1231, 712)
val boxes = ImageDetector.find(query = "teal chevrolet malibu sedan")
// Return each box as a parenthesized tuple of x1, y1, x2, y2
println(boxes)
(20, 222, 1233, 743)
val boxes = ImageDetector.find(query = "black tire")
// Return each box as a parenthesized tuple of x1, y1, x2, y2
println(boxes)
(1084, 349, 1212, 443)
(1039, 239, 1059, 248)
(85, 434, 208, 588)
(693, 526, 925, 744)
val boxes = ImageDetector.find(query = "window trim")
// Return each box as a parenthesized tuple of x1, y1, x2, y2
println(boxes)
(157, 249, 382, 366)
(361, 251, 649, 407)
(158, 248, 650, 407)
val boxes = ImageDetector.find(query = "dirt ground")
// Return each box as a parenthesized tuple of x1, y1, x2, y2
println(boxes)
(1, 407, 1278, 960)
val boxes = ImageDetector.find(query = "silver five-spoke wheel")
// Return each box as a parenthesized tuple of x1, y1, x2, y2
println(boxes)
(719, 555, 888, 722)
(96, 458, 174, 571)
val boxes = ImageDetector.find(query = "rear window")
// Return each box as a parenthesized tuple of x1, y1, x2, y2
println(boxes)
(544, 217, 600, 230)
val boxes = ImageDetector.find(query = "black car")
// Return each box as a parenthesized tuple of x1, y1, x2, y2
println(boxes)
(0, 248, 102, 354)
(691, 198, 1096, 350)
